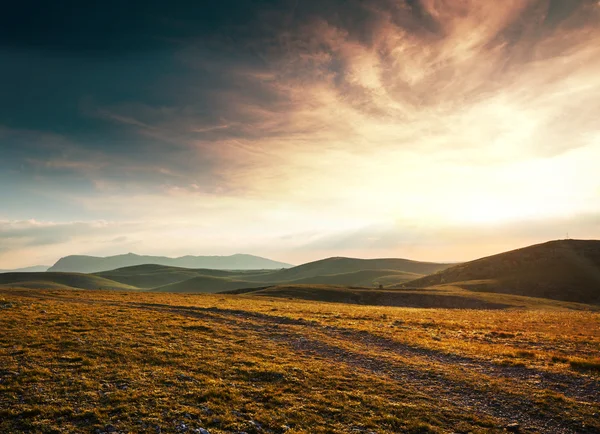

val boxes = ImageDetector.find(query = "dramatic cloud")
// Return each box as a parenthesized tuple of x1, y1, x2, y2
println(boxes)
(1, 1, 599, 267)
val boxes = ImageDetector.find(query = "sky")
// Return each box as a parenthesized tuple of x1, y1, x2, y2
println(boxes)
(1, 0, 600, 268)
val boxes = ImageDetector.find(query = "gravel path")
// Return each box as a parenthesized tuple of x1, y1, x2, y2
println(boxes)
(116, 301, 598, 433)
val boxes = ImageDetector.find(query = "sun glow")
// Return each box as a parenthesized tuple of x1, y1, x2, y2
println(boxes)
(2, 0, 600, 267)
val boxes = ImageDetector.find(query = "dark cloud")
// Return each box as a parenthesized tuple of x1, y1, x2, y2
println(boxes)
(2, 0, 597, 141)
(0, 0, 286, 54)
(1, 1, 599, 267)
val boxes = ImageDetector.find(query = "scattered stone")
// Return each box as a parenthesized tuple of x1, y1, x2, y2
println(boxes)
(506, 422, 520, 432)
(104, 424, 117, 433)
(177, 373, 194, 382)
(176, 422, 189, 432)
(248, 420, 262, 430)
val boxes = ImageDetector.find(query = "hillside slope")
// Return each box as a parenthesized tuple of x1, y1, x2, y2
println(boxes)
(287, 269, 423, 287)
(147, 269, 422, 294)
(90, 257, 448, 292)
(140, 267, 426, 293)
(151, 275, 266, 293)
(0, 272, 138, 291)
(48, 253, 293, 273)
(404, 239, 600, 304)
(240, 257, 453, 283)
(95, 265, 274, 289)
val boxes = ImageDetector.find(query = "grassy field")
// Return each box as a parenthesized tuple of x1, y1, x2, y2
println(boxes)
(1, 288, 599, 433)
(152, 275, 267, 293)
(228, 284, 599, 310)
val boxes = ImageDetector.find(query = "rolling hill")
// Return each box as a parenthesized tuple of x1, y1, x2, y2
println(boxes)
(9, 242, 600, 306)
(95, 265, 274, 289)
(238, 257, 453, 283)
(403, 239, 600, 304)
(48, 253, 293, 273)
(147, 269, 423, 294)
(0, 272, 138, 291)
(88, 258, 442, 293)
(285, 269, 423, 287)
(151, 275, 265, 293)
(96, 264, 240, 289)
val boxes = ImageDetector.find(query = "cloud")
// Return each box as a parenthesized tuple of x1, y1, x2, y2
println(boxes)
(1, 1, 599, 266)
(90, 0, 600, 191)
(0, 220, 138, 267)
(0, 219, 138, 248)
(294, 212, 600, 262)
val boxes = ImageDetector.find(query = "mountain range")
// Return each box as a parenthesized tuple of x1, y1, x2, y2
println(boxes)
(1, 239, 599, 307)
(47, 253, 293, 273)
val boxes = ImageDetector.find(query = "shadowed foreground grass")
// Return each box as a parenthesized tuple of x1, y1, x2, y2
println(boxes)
(1, 289, 599, 433)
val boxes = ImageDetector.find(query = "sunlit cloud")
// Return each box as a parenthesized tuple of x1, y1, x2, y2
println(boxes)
(2, 0, 600, 267)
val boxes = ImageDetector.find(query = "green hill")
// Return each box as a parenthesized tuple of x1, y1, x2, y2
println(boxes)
(96, 264, 233, 288)
(0, 272, 138, 291)
(287, 269, 423, 287)
(89, 258, 446, 293)
(146, 269, 421, 294)
(140, 268, 424, 293)
(0, 258, 439, 294)
(151, 275, 265, 293)
(239, 257, 453, 283)
(403, 239, 600, 304)
(96, 264, 274, 289)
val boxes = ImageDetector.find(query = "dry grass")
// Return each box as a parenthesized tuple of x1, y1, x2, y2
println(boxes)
(1, 288, 599, 434)
(404, 239, 600, 304)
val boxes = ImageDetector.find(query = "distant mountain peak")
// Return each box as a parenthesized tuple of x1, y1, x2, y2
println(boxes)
(47, 253, 293, 273)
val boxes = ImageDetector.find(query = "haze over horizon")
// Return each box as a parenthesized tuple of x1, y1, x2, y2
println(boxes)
(1, 0, 600, 269)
